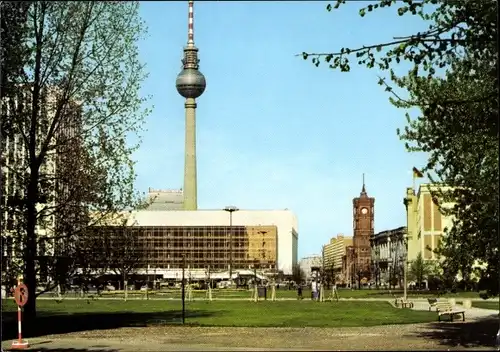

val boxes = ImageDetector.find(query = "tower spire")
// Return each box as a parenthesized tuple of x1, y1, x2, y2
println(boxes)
(188, 0, 194, 46)
(361, 173, 366, 194)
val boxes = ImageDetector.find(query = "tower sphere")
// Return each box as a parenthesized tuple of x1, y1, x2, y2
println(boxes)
(176, 68, 206, 99)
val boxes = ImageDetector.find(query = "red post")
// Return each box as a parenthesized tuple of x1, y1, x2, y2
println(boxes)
(11, 278, 29, 349)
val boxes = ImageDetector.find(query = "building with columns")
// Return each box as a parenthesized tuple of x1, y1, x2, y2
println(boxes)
(370, 226, 407, 287)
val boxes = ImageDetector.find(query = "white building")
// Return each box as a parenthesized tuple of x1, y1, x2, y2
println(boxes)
(124, 209, 298, 275)
(298, 255, 322, 282)
(147, 188, 184, 210)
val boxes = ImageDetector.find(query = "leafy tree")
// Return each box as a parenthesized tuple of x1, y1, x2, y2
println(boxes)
(0, 1, 32, 99)
(301, 0, 498, 295)
(291, 263, 305, 285)
(1, 1, 150, 319)
(408, 252, 431, 288)
(105, 223, 144, 301)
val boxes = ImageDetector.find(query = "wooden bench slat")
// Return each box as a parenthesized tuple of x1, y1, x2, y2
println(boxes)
(435, 301, 466, 322)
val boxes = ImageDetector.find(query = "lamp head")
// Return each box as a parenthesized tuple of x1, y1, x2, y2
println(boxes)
(224, 205, 239, 212)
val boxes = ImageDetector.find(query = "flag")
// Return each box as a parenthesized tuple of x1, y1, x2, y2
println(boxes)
(412, 167, 424, 178)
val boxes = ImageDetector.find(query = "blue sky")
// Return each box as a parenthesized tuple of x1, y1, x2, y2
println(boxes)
(134, 1, 431, 259)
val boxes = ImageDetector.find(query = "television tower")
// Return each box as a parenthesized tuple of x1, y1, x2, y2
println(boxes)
(176, 0, 206, 210)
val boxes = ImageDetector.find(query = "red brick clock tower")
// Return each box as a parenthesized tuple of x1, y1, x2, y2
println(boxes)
(352, 174, 375, 282)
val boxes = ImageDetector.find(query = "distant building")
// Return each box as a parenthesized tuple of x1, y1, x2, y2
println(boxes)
(91, 209, 298, 276)
(298, 255, 322, 282)
(404, 184, 454, 262)
(323, 234, 352, 284)
(370, 226, 407, 287)
(147, 188, 184, 210)
(344, 176, 375, 287)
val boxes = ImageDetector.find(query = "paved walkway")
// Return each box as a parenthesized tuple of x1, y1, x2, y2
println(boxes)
(410, 300, 499, 320)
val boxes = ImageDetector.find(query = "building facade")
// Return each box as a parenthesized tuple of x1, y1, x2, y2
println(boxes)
(1, 86, 83, 284)
(95, 209, 298, 276)
(324, 234, 352, 284)
(370, 226, 407, 287)
(147, 188, 184, 210)
(404, 184, 454, 262)
(298, 255, 322, 283)
(91, 224, 277, 272)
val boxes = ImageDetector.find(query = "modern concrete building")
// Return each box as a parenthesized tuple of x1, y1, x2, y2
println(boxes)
(323, 234, 352, 272)
(404, 184, 454, 262)
(147, 188, 184, 210)
(1, 87, 82, 283)
(94, 209, 298, 276)
(175, 1, 206, 210)
(298, 255, 322, 283)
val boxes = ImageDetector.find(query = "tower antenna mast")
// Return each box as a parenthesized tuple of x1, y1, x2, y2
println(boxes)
(176, 0, 206, 210)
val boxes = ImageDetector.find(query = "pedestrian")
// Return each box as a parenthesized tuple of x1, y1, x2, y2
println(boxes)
(297, 285, 303, 300)
(311, 280, 317, 301)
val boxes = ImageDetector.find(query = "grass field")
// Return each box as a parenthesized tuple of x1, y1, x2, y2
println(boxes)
(1, 299, 436, 333)
(38, 288, 497, 300)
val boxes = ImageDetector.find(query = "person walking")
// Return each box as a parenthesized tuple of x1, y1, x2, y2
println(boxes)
(297, 284, 303, 300)
(311, 280, 317, 301)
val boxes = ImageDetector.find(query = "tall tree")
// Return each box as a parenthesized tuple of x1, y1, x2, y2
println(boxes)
(301, 0, 498, 294)
(291, 263, 305, 285)
(0, 1, 32, 99)
(2, 1, 150, 319)
(107, 223, 144, 301)
(408, 252, 431, 288)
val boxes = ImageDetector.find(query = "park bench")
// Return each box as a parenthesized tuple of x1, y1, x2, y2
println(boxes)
(400, 298, 414, 308)
(436, 301, 465, 322)
(428, 298, 439, 311)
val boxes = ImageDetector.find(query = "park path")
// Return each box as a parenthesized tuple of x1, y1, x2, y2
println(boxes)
(3, 323, 492, 351)
(410, 300, 499, 320)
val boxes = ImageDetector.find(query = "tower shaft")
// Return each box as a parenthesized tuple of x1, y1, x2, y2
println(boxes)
(176, 1, 205, 210)
(183, 98, 197, 210)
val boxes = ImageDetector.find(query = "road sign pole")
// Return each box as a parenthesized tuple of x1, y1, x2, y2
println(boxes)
(12, 278, 29, 349)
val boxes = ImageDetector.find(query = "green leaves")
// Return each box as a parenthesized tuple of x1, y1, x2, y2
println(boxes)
(398, 6, 408, 16)
(300, 0, 499, 294)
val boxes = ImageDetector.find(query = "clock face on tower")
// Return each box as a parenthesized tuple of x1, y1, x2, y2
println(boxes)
(361, 207, 368, 215)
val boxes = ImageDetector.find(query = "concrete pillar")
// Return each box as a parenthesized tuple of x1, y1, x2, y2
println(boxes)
(184, 98, 197, 210)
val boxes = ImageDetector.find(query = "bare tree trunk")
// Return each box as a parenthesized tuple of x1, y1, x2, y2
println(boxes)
(24, 171, 39, 321)
(123, 272, 128, 301)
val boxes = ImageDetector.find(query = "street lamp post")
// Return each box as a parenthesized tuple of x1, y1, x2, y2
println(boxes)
(224, 206, 239, 285)
(403, 232, 408, 301)
(387, 236, 392, 290)
(182, 255, 186, 324)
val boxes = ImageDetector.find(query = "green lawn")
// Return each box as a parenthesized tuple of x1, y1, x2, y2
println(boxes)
(1, 299, 436, 330)
(78, 288, 496, 300)
(472, 301, 500, 310)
